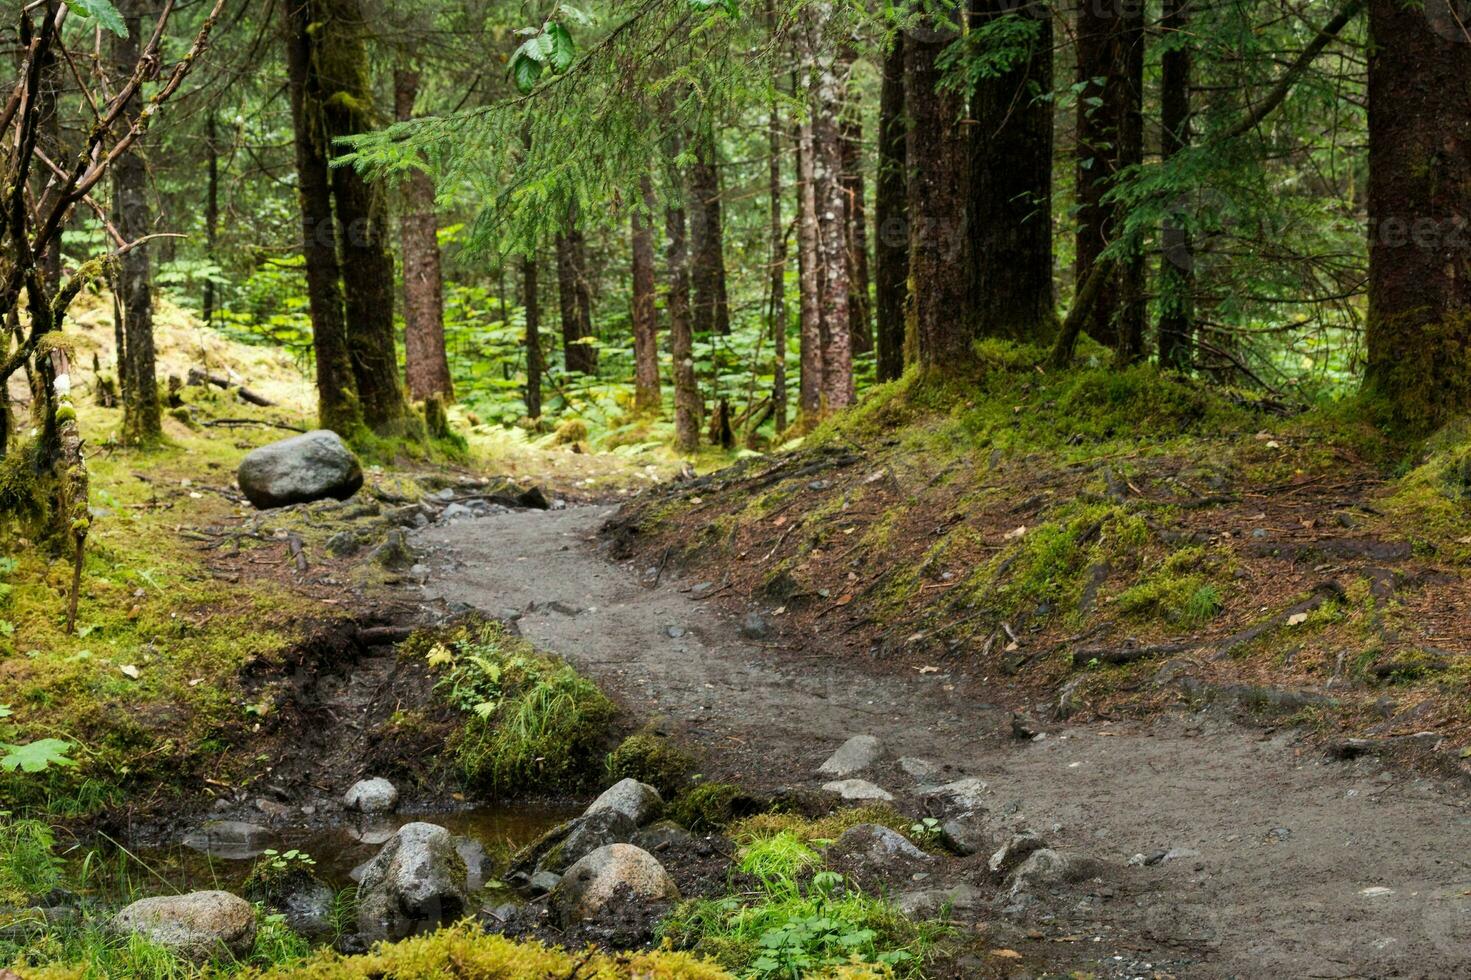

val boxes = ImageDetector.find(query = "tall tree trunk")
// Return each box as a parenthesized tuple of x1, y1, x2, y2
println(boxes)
(814, 51, 853, 410)
(688, 130, 731, 337)
(1157, 0, 1194, 371)
(203, 110, 219, 326)
(768, 102, 789, 434)
(795, 114, 824, 419)
(1075, 0, 1145, 361)
(318, 0, 407, 432)
(840, 51, 872, 356)
(395, 67, 453, 402)
(555, 225, 597, 374)
(1364, 0, 1471, 432)
(631, 175, 661, 413)
(111, 0, 162, 445)
(523, 253, 542, 419)
(970, 0, 1056, 342)
(874, 33, 907, 382)
(666, 191, 700, 451)
(284, 0, 360, 434)
(906, 3, 973, 370)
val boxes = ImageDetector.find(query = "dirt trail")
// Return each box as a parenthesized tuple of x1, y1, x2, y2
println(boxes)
(417, 505, 1471, 979)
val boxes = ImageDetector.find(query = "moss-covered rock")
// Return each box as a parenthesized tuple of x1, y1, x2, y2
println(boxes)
(606, 731, 695, 798)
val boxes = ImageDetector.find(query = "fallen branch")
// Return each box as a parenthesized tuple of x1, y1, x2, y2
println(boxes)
(201, 417, 305, 432)
(186, 367, 275, 407)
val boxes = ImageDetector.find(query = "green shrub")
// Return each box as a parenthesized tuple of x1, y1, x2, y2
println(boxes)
(668, 783, 761, 832)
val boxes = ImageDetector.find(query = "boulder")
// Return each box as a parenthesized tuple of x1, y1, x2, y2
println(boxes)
(357, 822, 469, 941)
(585, 778, 663, 827)
(896, 883, 987, 919)
(549, 844, 679, 925)
(111, 891, 256, 962)
(236, 430, 363, 509)
(821, 779, 893, 802)
(1007, 847, 1073, 899)
(505, 809, 637, 885)
(343, 777, 399, 814)
(817, 735, 882, 776)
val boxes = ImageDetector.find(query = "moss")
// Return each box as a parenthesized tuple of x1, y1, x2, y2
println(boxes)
(1114, 545, 1225, 628)
(553, 417, 590, 445)
(606, 731, 695, 798)
(728, 804, 914, 846)
(669, 782, 763, 832)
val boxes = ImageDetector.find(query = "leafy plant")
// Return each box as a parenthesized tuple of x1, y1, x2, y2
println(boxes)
(0, 706, 77, 774)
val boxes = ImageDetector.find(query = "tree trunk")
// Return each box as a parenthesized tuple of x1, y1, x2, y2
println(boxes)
(631, 175, 661, 413)
(203, 110, 219, 326)
(768, 102, 789, 434)
(874, 33, 907, 382)
(970, 0, 1056, 342)
(523, 253, 542, 419)
(1157, 0, 1194, 371)
(688, 130, 731, 337)
(112, 0, 162, 445)
(905, 4, 973, 370)
(1075, 0, 1145, 361)
(318, 0, 407, 432)
(395, 67, 453, 402)
(840, 51, 872, 356)
(666, 195, 700, 452)
(555, 225, 597, 375)
(1364, 0, 1471, 432)
(284, 0, 360, 435)
(814, 52, 853, 410)
(795, 114, 824, 419)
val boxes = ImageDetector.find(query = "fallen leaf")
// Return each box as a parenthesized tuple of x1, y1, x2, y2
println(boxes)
(917, 665, 939, 674)
(834, 593, 853, 606)
(1286, 612, 1309, 626)
(774, 516, 786, 527)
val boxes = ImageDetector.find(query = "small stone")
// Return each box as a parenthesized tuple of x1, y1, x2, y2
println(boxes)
(740, 613, 770, 640)
(898, 757, 941, 781)
(831, 824, 931, 865)
(182, 821, 272, 860)
(665, 625, 687, 639)
(441, 502, 476, 522)
(408, 563, 431, 583)
(528, 871, 562, 896)
(989, 831, 1046, 876)
(369, 530, 414, 570)
(549, 844, 679, 925)
(896, 883, 986, 918)
(817, 735, 882, 777)
(922, 777, 988, 809)
(344, 777, 399, 814)
(111, 891, 256, 962)
(585, 778, 663, 827)
(1007, 847, 1074, 900)
(939, 809, 992, 857)
(821, 779, 894, 802)
(325, 531, 361, 557)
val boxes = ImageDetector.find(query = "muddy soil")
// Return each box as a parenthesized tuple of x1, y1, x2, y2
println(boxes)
(416, 505, 1471, 980)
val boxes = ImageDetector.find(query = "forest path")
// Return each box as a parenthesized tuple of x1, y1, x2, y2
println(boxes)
(416, 505, 1471, 979)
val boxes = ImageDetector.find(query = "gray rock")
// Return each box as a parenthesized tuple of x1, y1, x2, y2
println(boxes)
(817, 735, 882, 776)
(325, 531, 361, 557)
(237, 430, 363, 510)
(831, 824, 931, 865)
(343, 777, 399, 814)
(441, 502, 476, 522)
(111, 891, 256, 962)
(507, 809, 638, 884)
(898, 757, 942, 781)
(740, 612, 770, 640)
(896, 883, 987, 919)
(181, 821, 273, 860)
(921, 777, 988, 809)
(821, 779, 894, 801)
(455, 837, 494, 891)
(585, 778, 663, 827)
(632, 821, 696, 855)
(527, 871, 561, 896)
(1007, 847, 1075, 899)
(276, 877, 335, 938)
(939, 809, 992, 857)
(989, 831, 1047, 876)
(369, 529, 415, 570)
(385, 504, 429, 527)
(549, 844, 679, 925)
(408, 563, 431, 583)
(357, 822, 469, 941)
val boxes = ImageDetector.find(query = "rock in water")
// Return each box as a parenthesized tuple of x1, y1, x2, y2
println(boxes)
(585, 778, 663, 827)
(343, 777, 399, 814)
(111, 891, 256, 962)
(357, 822, 469, 941)
(549, 844, 679, 925)
(237, 430, 363, 509)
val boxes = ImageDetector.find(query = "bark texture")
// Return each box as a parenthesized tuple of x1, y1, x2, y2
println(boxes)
(523, 255, 542, 419)
(1075, 0, 1145, 361)
(284, 0, 360, 434)
(839, 50, 872, 356)
(555, 225, 597, 375)
(768, 103, 789, 434)
(1364, 0, 1471, 431)
(631, 176, 661, 413)
(814, 51, 853, 410)
(688, 131, 731, 337)
(970, 0, 1055, 343)
(874, 34, 908, 382)
(666, 197, 700, 452)
(1157, 0, 1194, 371)
(795, 115, 824, 419)
(395, 67, 453, 402)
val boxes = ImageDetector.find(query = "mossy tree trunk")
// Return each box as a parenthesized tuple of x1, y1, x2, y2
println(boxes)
(688, 129, 731, 337)
(630, 175, 661, 414)
(111, 0, 162, 446)
(814, 44, 853, 411)
(394, 66, 453, 403)
(665, 195, 700, 453)
(284, 0, 361, 435)
(906, 1, 974, 371)
(795, 112, 824, 419)
(522, 253, 542, 419)
(839, 49, 872, 357)
(970, 0, 1056, 344)
(767, 100, 789, 434)
(873, 33, 907, 383)
(555, 224, 597, 375)
(1157, 0, 1194, 371)
(317, 0, 408, 434)
(1363, 0, 1471, 432)
(1075, 0, 1146, 362)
